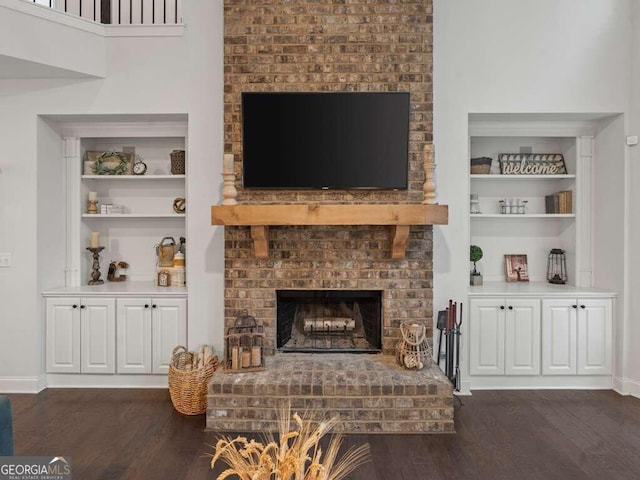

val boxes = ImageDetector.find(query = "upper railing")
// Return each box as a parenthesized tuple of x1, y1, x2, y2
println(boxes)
(29, 0, 182, 24)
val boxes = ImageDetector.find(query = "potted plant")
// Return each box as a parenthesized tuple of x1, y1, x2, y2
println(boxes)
(470, 245, 483, 286)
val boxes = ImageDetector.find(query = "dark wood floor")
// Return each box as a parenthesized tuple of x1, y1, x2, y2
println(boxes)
(5, 389, 640, 479)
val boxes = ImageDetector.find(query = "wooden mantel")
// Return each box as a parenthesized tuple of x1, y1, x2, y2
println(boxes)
(211, 204, 448, 259)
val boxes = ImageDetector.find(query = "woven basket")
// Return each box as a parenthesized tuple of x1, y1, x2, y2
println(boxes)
(168, 345, 218, 415)
(170, 150, 186, 175)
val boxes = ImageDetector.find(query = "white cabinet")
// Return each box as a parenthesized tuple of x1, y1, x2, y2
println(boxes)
(542, 298, 612, 375)
(117, 298, 186, 374)
(46, 297, 115, 374)
(469, 298, 540, 376)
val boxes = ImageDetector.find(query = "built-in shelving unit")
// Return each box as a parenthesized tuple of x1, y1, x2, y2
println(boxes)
(468, 122, 591, 285)
(61, 119, 188, 287)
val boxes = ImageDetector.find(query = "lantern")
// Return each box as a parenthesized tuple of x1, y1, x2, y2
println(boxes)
(547, 249, 567, 284)
(224, 309, 264, 372)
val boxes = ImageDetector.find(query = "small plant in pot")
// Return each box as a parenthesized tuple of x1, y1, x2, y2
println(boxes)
(470, 245, 483, 286)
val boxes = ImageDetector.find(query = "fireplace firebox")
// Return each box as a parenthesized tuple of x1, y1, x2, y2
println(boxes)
(276, 290, 382, 353)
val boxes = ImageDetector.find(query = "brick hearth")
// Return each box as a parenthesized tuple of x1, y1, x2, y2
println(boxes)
(207, 353, 454, 434)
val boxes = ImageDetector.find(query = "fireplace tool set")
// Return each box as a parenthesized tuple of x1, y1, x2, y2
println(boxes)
(437, 300, 462, 391)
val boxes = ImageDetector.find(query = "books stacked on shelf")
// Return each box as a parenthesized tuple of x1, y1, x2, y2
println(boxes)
(545, 190, 572, 214)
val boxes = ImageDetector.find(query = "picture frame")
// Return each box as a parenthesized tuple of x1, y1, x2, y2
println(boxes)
(505, 254, 529, 282)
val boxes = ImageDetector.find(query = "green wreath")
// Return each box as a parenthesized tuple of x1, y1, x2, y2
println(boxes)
(93, 151, 129, 175)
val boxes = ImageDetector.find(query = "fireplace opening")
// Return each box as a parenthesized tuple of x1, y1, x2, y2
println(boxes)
(276, 290, 382, 353)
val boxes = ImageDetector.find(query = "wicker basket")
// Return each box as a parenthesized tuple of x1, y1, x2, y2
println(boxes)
(170, 150, 186, 175)
(168, 345, 219, 415)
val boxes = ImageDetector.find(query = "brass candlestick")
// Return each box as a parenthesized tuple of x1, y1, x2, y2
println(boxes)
(86, 247, 105, 285)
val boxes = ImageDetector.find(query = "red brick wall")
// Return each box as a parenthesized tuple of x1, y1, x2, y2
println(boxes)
(223, 0, 434, 355)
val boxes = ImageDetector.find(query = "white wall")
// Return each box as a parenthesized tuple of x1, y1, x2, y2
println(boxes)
(626, 0, 640, 397)
(0, 0, 224, 391)
(434, 0, 632, 394)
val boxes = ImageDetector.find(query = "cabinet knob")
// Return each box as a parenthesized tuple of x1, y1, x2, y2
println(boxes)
(80, 305, 86, 309)
(580, 305, 586, 309)
(508, 306, 513, 310)
(572, 305, 578, 309)
(500, 305, 505, 310)
(72, 304, 78, 309)
(152, 304, 157, 309)
(145, 304, 150, 309)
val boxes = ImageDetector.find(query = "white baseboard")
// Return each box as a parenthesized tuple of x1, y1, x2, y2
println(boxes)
(613, 376, 640, 398)
(0, 376, 46, 393)
(45, 374, 169, 388)
(469, 375, 613, 391)
(457, 379, 473, 396)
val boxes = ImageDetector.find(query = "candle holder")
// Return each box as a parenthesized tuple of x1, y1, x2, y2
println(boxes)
(87, 199, 98, 214)
(86, 246, 105, 285)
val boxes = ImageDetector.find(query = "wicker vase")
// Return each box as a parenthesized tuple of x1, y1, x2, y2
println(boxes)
(170, 150, 186, 175)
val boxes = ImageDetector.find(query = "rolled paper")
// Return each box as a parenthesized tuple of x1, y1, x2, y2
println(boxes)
(88, 191, 97, 202)
(231, 346, 239, 370)
(251, 346, 261, 367)
(90, 232, 100, 248)
(223, 153, 234, 174)
(241, 350, 251, 368)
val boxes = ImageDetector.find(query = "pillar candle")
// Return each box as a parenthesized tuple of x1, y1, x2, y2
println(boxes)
(223, 153, 234, 174)
(90, 232, 100, 248)
(231, 346, 239, 370)
(241, 350, 251, 368)
(251, 346, 261, 367)
(88, 191, 97, 202)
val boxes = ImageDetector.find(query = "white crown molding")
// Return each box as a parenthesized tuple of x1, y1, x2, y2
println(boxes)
(59, 121, 187, 138)
(104, 24, 185, 37)
(469, 120, 599, 138)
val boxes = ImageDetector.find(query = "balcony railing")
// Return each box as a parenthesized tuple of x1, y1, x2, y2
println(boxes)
(30, 0, 182, 25)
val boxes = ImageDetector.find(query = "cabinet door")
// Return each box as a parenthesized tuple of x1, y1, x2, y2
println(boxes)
(46, 298, 81, 373)
(80, 298, 116, 374)
(469, 299, 505, 375)
(505, 299, 540, 375)
(152, 298, 187, 374)
(577, 298, 612, 375)
(542, 299, 577, 375)
(117, 298, 152, 374)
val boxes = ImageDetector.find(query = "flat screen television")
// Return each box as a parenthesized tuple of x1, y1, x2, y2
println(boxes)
(242, 92, 410, 189)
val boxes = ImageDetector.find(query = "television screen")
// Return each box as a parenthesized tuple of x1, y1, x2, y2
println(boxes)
(242, 92, 410, 189)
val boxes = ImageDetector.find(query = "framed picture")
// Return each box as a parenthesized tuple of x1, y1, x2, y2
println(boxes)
(505, 254, 529, 282)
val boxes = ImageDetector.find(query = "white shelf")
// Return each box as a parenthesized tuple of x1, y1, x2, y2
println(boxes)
(468, 281, 616, 298)
(43, 281, 187, 298)
(471, 214, 575, 218)
(82, 214, 185, 218)
(471, 174, 575, 180)
(82, 175, 185, 180)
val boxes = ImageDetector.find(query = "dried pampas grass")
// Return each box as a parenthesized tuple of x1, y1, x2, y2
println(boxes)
(210, 407, 370, 480)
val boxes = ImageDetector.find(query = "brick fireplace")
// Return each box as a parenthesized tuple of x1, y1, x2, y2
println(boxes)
(208, 0, 453, 434)
(222, 0, 435, 355)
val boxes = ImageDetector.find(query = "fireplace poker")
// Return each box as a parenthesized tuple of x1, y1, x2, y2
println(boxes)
(436, 310, 446, 366)
(454, 302, 462, 392)
(448, 301, 456, 381)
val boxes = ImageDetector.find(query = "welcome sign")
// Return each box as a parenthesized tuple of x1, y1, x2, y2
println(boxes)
(498, 154, 567, 175)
